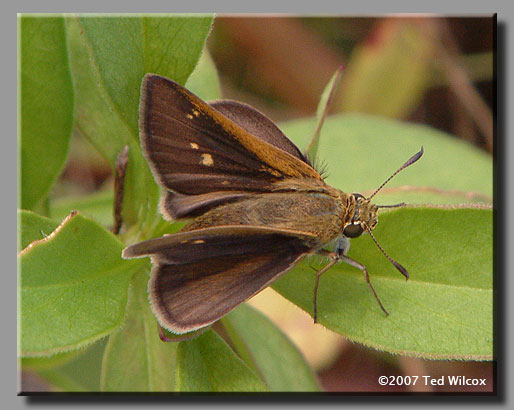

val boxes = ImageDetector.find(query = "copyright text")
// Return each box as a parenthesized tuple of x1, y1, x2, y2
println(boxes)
(378, 375, 487, 387)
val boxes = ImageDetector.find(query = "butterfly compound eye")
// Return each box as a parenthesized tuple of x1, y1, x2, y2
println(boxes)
(343, 223, 364, 238)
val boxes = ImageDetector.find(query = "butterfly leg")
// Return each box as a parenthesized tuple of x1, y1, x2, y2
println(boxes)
(313, 249, 339, 323)
(337, 254, 389, 316)
(113, 145, 129, 235)
(312, 238, 389, 322)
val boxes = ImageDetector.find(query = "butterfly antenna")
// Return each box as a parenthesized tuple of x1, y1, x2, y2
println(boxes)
(376, 202, 406, 209)
(367, 147, 424, 201)
(367, 227, 409, 280)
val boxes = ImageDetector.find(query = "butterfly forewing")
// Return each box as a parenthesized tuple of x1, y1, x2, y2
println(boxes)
(140, 75, 321, 201)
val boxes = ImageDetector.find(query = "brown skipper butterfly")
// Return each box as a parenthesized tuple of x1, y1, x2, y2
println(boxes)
(122, 74, 423, 336)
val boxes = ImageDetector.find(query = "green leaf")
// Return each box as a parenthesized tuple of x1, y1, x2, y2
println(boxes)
(281, 113, 492, 201)
(223, 304, 320, 391)
(77, 15, 213, 136)
(306, 66, 343, 159)
(22, 349, 85, 372)
(176, 331, 269, 392)
(65, 15, 213, 230)
(36, 339, 108, 392)
(18, 209, 60, 251)
(65, 17, 154, 230)
(185, 50, 221, 101)
(101, 271, 177, 392)
(20, 15, 74, 210)
(272, 206, 492, 360)
(51, 189, 114, 228)
(373, 188, 492, 207)
(19, 212, 143, 356)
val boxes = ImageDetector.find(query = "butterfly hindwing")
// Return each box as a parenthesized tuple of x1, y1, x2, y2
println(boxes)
(123, 226, 317, 334)
(209, 100, 312, 165)
(160, 190, 252, 219)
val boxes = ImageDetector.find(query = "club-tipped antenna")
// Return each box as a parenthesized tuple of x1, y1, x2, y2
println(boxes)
(367, 147, 424, 201)
(367, 227, 409, 280)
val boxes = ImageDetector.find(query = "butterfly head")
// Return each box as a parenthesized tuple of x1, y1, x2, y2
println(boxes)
(342, 193, 378, 238)
(339, 147, 424, 280)
(342, 147, 424, 239)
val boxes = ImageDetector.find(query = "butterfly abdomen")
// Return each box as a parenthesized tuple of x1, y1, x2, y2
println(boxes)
(182, 192, 345, 246)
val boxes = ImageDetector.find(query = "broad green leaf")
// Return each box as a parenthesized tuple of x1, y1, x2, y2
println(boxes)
(223, 304, 320, 391)
(77, 15, 212, 136)
(372, 189, 492, 207)
(101, 271, 177, 392)
(338, 20, 434, 118)
(19, 212, 143, 356)
(65, 15, 213, 231)
(176, 331, 269, 392)
(280, 114, 492, 201)
(185, 50, 221, 101)
(51, 189, 114, 228)
(18, 210, 60, 251)
(65, 17, 155, 231)
(20, 16, 74, 210)
(36, 339, 108, 392)
(22, 349, 85, 372)
(272, 206, 492, 360)
(19, 211, 101, 384)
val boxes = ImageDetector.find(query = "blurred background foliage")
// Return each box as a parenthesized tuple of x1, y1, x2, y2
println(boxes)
(60, 16, 493, 203)
(26, 15, 494, 393)
(209, 17, 492, 147)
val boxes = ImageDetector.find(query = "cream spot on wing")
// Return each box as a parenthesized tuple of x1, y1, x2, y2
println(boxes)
(200, 153, 214, 166)
(186, 113, 194, 119)
(259, 165, 282, 177)
(192, 109, 200, 117)
(192, 239, 205, 244)
(190, 142, 199, 150)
